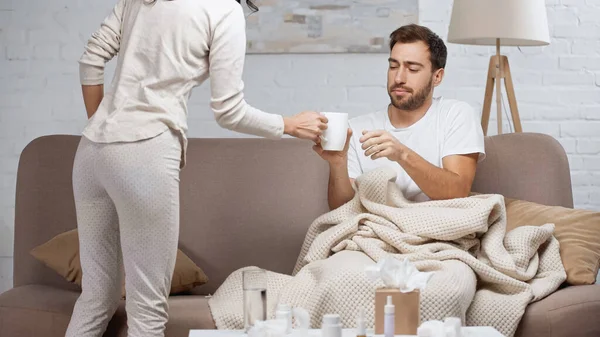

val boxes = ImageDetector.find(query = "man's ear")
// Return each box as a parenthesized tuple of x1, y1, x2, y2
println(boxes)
(433, 68, 444, 87)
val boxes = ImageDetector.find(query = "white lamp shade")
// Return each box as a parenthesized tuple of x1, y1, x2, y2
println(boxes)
(447, 0, 550, 46)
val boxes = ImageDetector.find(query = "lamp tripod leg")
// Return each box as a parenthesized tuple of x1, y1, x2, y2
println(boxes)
(481, 40, 522, 136)
(503, 57, 522, 132)
(495, 39, 503, 134)
(481, 58, 495, 136)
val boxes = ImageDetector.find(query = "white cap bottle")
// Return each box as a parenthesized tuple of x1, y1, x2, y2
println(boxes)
(275, 303, 292, 334)
(356, 307, 367, 337)
(417, 326, 434, 337)
(384, 295, 395, 337)
(322, 313, 342, 337)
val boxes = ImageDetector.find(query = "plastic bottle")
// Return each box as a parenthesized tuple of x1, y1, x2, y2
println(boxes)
(356, 307, 366, 337)
(322, 313, 342, 337)
(444, 317, 462, 337)
(275, 303, 292, 334)
(384, 295, 395, 337)
(417, 326, 434, 337)
(292, 307, 310, 336)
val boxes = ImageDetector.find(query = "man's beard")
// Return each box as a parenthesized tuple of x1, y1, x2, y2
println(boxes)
(388, 78, 433, 111)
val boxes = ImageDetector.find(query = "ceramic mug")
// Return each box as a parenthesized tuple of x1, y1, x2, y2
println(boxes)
(320, 112, 349, 151)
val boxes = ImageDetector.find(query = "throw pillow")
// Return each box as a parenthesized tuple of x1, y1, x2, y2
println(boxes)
(505, 197, 600, 285)
(30, 229, 208, 296)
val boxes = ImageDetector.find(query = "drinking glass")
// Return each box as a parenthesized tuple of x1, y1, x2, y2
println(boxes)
(243, 268, 267, 331)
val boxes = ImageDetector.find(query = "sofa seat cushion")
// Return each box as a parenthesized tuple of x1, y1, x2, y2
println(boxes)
(0, 285, 216, 337)
(0, 284, 76, 337)
(516, 284, 600, 337)
(4, 284, 600, 337)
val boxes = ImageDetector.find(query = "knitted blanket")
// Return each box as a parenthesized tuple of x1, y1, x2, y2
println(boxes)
(207, 167, 566, 337)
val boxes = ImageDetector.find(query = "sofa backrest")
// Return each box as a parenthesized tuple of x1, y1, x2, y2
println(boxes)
(12, 132, 573, 294)
(472, 132, 574, 208)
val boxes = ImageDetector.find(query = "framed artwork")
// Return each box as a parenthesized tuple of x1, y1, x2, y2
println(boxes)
(244, 0, 419, 54)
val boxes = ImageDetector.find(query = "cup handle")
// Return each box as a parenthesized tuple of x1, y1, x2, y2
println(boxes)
(320, 135, 327, 142)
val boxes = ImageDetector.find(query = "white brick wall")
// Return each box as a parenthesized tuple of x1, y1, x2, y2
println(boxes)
(0, 0, 599, 293)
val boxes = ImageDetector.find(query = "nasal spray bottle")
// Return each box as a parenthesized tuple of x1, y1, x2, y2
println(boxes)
(355, 307, 366, 337)
(384, 295, 395, 337)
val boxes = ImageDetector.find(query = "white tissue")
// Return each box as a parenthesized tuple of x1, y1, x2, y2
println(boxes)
(417, 317, 463, 337)
(247, 318, 287, 337)
(365, 256, 434, 292)
(246, 307, 312, 337)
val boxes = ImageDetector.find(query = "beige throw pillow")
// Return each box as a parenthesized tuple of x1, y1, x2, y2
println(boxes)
(505, 197, 600, 285)
(30, 229, 208, 296)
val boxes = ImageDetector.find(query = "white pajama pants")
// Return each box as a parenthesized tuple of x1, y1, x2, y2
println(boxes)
(65, 129, 181, 337)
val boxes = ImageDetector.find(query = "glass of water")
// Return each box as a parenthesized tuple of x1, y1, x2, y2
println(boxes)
(243, 268, 267, 331)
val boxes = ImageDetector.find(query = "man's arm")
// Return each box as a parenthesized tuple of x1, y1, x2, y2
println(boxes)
(395, 148, 478, 200)
(360, 130, 479, 200)
(82, 85, 104, 119)
(327, 162, 355, 210)
(313, 128, 356, 210)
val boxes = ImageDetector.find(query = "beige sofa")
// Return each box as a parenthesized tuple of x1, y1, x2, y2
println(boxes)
(1, 132, 599, 337)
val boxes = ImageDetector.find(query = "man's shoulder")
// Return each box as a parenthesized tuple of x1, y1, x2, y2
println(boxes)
(434, 97, 474, 114)
(432, 97, 479, 124)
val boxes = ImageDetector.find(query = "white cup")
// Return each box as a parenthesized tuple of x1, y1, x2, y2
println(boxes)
(320, 112, 348, 151)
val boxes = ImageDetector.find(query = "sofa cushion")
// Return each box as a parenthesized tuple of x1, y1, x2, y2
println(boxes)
(0, 285, 75, 337)
(515, 284, 600, 337)
(505, 197, 600, 285)
(29, 229, 209, 296)
(0, 285, 216, 337)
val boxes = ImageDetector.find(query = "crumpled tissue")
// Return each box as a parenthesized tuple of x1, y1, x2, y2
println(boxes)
(247, 307, 311, 337)
(417, 317, 463, 337)
(247, 319, 287, 337)
(365, 256, 434, 292)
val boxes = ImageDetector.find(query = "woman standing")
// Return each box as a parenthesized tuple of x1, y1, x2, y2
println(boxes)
(66, 0, 327, 336)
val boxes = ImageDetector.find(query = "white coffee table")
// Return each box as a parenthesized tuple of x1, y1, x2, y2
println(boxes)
(189, 327, 505, 337)
(189, 330, 406, 336)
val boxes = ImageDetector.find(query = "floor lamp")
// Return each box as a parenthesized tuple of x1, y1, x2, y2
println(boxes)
(447, 0, 550, 136)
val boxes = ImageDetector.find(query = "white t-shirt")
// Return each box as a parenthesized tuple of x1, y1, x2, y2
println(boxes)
(347, 97, 486, 202)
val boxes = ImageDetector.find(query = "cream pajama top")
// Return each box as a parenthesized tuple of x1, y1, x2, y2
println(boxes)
(78, 0, 285, 167)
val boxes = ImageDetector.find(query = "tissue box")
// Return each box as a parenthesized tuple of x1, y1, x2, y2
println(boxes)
(374, 288, 420, 335)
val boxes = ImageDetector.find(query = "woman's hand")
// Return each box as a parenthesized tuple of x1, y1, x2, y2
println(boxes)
(283, 111, 328, 142)
(81, 84, 104, 119)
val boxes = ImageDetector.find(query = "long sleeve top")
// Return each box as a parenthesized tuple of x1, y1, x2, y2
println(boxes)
(78, 0, 285, 167)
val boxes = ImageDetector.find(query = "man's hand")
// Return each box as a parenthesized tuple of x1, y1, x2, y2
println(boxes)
(313, 128, 356, 210)
(359, 130, 407, 162)
(313, 128, 353, 164)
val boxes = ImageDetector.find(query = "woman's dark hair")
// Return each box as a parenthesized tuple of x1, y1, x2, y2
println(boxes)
(236, 0, 259, 12)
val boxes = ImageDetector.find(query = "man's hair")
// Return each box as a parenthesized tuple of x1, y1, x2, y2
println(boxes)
(389, 24, 447, 71)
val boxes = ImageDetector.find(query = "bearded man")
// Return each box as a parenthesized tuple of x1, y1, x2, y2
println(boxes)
(314, 24, 486, 209)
